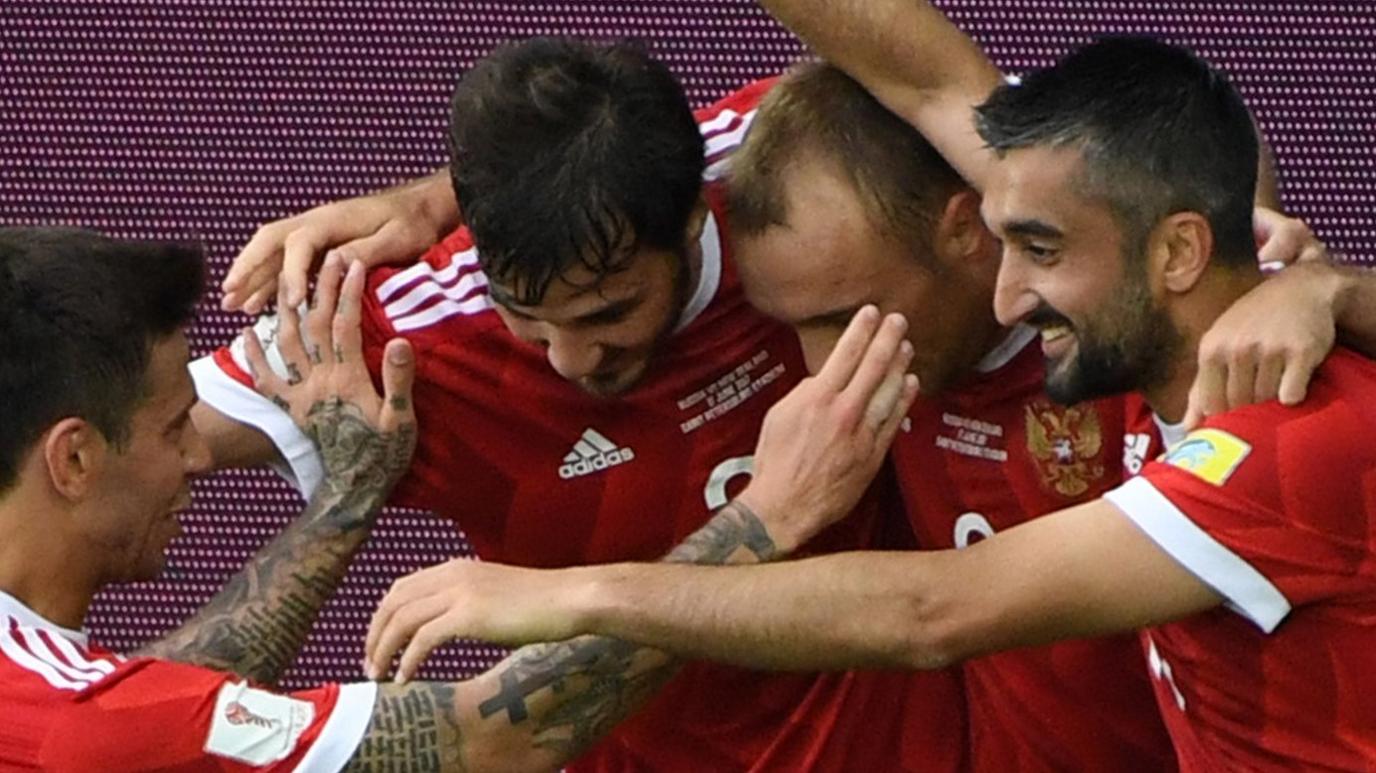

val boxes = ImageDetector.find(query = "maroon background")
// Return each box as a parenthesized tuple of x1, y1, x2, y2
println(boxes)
(2, 1, 1372, 688)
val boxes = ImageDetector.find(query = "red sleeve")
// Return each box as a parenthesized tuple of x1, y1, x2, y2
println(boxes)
(39, 658, 375, 772)
(1106, 356, 1376, 630)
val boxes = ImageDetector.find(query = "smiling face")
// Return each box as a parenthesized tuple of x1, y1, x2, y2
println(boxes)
(82, 332, 211, 583)
(983, 145, 1182, 405)
(735, 153, 1000, 395)
(490, 243, 692, 398)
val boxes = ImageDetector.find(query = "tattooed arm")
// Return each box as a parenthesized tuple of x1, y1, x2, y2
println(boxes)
(348, 309, 917, 768)
(137, 257, 417, 684)
(328, 501, 780, 773)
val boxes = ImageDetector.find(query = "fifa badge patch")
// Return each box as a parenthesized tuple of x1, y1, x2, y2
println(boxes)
(204, 681, 315, 765)
(1162, 428, 1252, 486)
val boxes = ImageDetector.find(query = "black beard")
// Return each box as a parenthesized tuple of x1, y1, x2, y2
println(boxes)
(1040, 275, 1181, 406)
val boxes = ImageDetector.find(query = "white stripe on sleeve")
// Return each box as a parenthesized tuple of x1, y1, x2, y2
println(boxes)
(293, 682, 379, 773)
(1104, 476, 1292, 632)
(188, 356, 325, 499)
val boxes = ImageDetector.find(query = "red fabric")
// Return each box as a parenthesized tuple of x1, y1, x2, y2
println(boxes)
(0, 624, 342, 771)
(891, 339, 1176, 772)
(212, 80, 966, 773)
(1123, 348, 1376, 771)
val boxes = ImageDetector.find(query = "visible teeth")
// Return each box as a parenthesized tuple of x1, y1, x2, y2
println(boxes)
(1040, 326, 1071, 343)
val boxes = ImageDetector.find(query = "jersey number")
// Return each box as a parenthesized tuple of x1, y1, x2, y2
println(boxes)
(704, 455, 755, 510)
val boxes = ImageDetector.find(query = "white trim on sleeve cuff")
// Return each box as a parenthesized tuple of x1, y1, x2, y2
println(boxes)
(294, 682, 379, 773)
(1104, 476, 1292, 633)
(188, 356, 325, 498)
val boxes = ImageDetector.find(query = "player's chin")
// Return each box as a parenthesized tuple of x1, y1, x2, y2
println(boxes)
(578, 362, 650, 398)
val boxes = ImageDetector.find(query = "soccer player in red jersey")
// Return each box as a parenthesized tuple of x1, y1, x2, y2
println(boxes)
(199, 39, 964, 772)
(217, 27, 1362, 773)
(362, 36, 1376, 772)
(0, 226, 916, 770)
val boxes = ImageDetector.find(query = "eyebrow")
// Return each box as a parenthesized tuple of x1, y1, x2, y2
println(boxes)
(1002, 219, 1065, 240)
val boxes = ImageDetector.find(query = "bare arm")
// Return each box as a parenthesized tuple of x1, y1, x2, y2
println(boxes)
(363, 498, 1219, 675)
(358, 309, 919, 765)
(398, 501, 782, 767)
(222, 169, 460, 314)
(190, 400, 282, 470)
(759, 0, 1004, 189)
(1333, 262, 1376, 356)
(571, 498, 1222, 671)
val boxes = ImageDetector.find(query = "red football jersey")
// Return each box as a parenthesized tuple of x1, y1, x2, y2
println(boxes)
(1105, 347, 1376, 771)
(0, 591, 374, 771)
(193, 80, 966, 772)
(890, 327, 1176, 771)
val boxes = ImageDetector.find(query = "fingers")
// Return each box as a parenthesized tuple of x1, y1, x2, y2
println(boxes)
(281, 230, 330, 310)
(1185, 358, 1227, 429)
(223, 262, 282, 314)
(843, 314, 910, 411)
(1252, 354, 1285, 406)
(815, 306, 881, 392)
(395, 618, 455, 684)
(378, 339, 417, 432)
(1277, 352, 1319, 406)
(332, 220, 425, 270)
(243, 280, 280, 316)
(367, 593, 455, 683)
(222, 224, 287, 306)
(242, 327, 288, 397)
(332, 260, 367, 367)
(305, 255, 345, 367)
(1224, 354, 1258, 413)
(861, 339, 914, 431)
(874, 374, 920, 450)
(272, 284, 309, 383)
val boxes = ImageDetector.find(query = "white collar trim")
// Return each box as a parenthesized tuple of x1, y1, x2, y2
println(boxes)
(1153, 413, 1190, 448)
(976, 324, 1038, 374)
(675, 210, 723, 332)
(0, 589, 88, 646)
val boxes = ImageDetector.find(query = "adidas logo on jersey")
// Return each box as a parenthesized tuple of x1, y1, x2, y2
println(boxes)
(559, 428, 636, 479)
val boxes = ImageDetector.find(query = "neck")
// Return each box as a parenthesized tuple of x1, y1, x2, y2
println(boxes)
(0, 495, 99, 630)
(1143, 265, 1264, 423)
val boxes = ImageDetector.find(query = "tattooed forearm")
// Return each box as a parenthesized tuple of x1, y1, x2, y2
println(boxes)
(665, 500, 778, 564)
(135, 482, 380, 682)
(477, 637, 677, 760)
(344, 682, 467, 772)
(136, 400, 414, 684)
(473, 497, 783, 762)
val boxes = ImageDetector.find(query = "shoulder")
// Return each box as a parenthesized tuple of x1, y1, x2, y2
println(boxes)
(698, 77, 779, 181)
(363, 226, 501, 339)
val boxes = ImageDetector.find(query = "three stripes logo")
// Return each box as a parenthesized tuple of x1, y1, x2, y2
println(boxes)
(559, 428, 636, 479)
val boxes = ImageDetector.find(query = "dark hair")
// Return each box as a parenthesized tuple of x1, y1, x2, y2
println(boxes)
(975, 36, 1258, 267)
(728, 62, 967, 254)
(0, 227, 204, 491)
(448, 37, 705, 304)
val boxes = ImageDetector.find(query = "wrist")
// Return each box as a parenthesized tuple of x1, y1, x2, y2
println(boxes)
(732, 487, 810, 556)
(570, 564, 630, 638)
(1327, 264, 1361, 327)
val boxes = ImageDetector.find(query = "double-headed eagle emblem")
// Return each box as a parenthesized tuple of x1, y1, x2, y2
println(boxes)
(1024, 401, 1106, 498)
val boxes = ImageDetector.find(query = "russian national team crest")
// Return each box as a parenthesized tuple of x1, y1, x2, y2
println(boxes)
(1024, 400, 1107, 497)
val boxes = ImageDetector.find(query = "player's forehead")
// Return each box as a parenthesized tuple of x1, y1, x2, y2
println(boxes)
(135, 333, 196, 424)
(981, 145, 1088, 236)
(738, 228, 884, 326)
